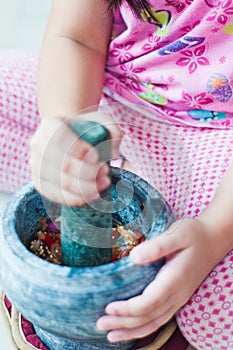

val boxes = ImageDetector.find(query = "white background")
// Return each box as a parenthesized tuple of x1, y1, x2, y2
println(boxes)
(0, 0, 51, 48)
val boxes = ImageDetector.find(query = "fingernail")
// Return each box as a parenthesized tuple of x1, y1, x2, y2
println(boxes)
(96, 321, 105, 331)
(107, 332, 123, 343)
(98, 164, 109, 177)
(130, 248, 146, 264)
(97, 177, 110, 191)
(105, 305, 120, 315)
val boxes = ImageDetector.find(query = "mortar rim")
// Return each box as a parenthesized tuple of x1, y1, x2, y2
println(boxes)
(2, 168, 169, 278)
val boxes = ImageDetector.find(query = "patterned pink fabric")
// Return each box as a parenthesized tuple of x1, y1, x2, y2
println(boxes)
(177, 252, 233, 350)
(104, 0, 233, 128)
(1, 43, 233, 350)
(0, 50, 39, 193)
(100, 95, 233, 349)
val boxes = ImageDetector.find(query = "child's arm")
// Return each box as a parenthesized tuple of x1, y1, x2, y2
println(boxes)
(37, 0, 113, 118)
(96, 162, 233, 342)
(30, 0, 121, 205)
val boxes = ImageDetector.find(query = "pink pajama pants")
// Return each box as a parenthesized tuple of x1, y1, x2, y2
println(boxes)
(1, 51, 233, 350)
(0, 50, 39, 192)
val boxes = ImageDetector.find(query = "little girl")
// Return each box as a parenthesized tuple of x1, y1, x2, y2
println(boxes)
(1, 1, 233, 349)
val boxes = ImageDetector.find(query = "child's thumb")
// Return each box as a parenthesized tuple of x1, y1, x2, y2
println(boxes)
(130, 221, 184, 264)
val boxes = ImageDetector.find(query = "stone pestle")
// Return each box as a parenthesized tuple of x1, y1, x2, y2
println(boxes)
(61, 120, 113, 267)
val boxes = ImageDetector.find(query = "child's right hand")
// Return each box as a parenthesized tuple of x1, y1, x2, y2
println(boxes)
(30, 113, 122, 206)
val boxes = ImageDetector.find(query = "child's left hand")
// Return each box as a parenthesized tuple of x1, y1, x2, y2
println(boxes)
(96, 217, 228, 342)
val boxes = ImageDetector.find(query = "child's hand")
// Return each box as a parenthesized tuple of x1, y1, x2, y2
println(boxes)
(30, 112, 121, 206)
(96, 217, 226, 342)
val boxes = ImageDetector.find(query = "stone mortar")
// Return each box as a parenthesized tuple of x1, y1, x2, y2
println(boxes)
(1, 167, 174, 350)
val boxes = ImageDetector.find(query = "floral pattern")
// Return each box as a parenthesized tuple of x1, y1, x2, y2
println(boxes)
(104, 0, 233, 128)
(182, 91, 214, 108)
(109, 41, 135, 63)
(166, 0, 194, 13)
(181, 20, 201, 34)
(175, 45, 210, 74)
(142, 34, 162, 52)
(120, 62, 145, 92)
(206, 0, 233, 24)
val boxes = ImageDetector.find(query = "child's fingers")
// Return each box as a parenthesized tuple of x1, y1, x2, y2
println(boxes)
(105, 248, 188, 318)
(33, 155, 108, 185)
(34, 180, 100, 206)
(36, 173, 110, 205)
(61, 157, 109, 180)
(104, 274, 174, 317)
(130, 221, 186, 264)
(106, 306, 175, 342)
(98, 295, 174, 330)
(68, 137, 99, 164)
(61, 174, 110, 200)
(36, 128, 99, 166)
(31, 153, 100, 187)
(31, 117, 99, 166)
(70, 112, 122, 159)
(97, 307, 172, 333)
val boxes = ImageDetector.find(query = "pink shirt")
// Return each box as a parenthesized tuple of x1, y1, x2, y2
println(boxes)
(104, 0, 233, 128)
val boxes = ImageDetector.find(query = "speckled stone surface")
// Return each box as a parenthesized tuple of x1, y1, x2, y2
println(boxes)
(62, 121, 113, 267)
(0, 169, 174, 349)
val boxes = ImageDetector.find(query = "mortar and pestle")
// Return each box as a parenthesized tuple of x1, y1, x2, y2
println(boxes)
(1, 121, 174, 350)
